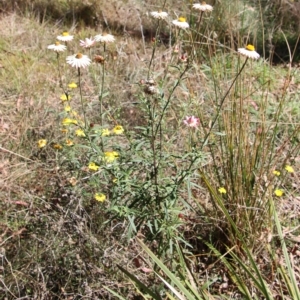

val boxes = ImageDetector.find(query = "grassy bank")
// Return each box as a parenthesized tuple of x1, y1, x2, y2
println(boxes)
(0, 1, 300, 299)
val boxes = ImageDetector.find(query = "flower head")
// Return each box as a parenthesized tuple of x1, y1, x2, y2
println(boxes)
(218, 187, 227, 194)
(144, 85, 159, 95)
(68, 82, 77, 89)
(112, 125, 124, 135)
(285, 165, 294, 173)
(53, 143, 63, 150)
(101, 128, 110, 136)
(150, 10, 168, 20)
(94, 193, 106, 202)
(70, 111, 79, 117)
(94, 33, 115, 43)
(104, 151, 119, 163)
(65, 139, 74, 146)
(193, 2, 213, 12)
(273, 170, 281, 176)
(64, 105, 71, 112)
(62, 118, 78, 126)
(183, 116, 200, 128)
(37, 139, 47, 148)
(179, 53, 188, 63)
(68, 177, 77, 186)
(75, 129, 86, 137)
(88, 162, 99, 171)
(57, 32, 74, 42)
(237, 44, 260, 60)
(172, 17, 189, 29)
(94, 55, 105, 64)
(66, 53, 91, 69)
(80, 37, 96, 48)
(274, 189, 284, 197)
(47, 41, 67, 52)
(60, 94, 71, 101)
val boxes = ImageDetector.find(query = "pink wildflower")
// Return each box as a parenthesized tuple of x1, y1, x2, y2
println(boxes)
(183, 116, 200, 128)
(80, 37, 95, 48)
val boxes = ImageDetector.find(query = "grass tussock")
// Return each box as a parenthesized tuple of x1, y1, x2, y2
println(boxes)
(1, 1, 300, 299)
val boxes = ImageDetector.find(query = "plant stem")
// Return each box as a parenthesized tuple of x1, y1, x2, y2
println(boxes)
(99, 44, 106, 127)
(78, 67, 87, 128)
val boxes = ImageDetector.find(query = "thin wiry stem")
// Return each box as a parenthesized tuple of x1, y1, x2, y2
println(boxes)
(56, 52, 69, 99)
(147, 20, 162, 79)
(201, 57, 249, 150)
(98, 43, 107, 127)
(172, 58, 249, 192)
(78, 67, 87, 128)
(99, 63, 105, 127)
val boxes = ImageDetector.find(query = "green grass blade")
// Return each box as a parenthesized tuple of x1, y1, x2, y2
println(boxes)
(117, 264, 161, 300)
(137, 238, 201, 300)
(200, 171, 274, 300)
(202, 240, 252, 298)
(156, 273, 187, 300)
(270, 197, 300, 299)
(103, 286, 127, 300)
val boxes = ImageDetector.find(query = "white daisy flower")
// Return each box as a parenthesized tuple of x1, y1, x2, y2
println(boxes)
(57, 32, 74, 42)
(66, 53, 91, 69)
(237, 44, 260, 60)
(172, 17, 189, 29)
(150, 10, 168, 20)
(47, 41, 66, 52)
(80, 37, 95, 48)
(94, 33, 115, 43)
(193, 2, 213, 12)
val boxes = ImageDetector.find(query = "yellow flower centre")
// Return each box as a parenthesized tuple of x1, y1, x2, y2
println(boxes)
(76, 53, 83, 59)
(55, 41, 61, 46)
(246, 44, 255, 51)
(178, 17, 186, 22)
(62, 32, 69, 36)
(201, 1, 207, 4)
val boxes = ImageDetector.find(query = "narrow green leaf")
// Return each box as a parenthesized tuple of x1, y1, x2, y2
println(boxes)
(137, 238, 199, 300)
(103, 286, 127, 300)
(117, 264, 161, 300)
(156, 273, 186, 300)
(271, 197, 300, 299)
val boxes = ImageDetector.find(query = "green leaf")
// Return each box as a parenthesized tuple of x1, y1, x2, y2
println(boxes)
(103, 286, 127, 300)
(137, 238, 201, 300)
(117, 265, 161, 300)
(271, 196, 300, 299)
